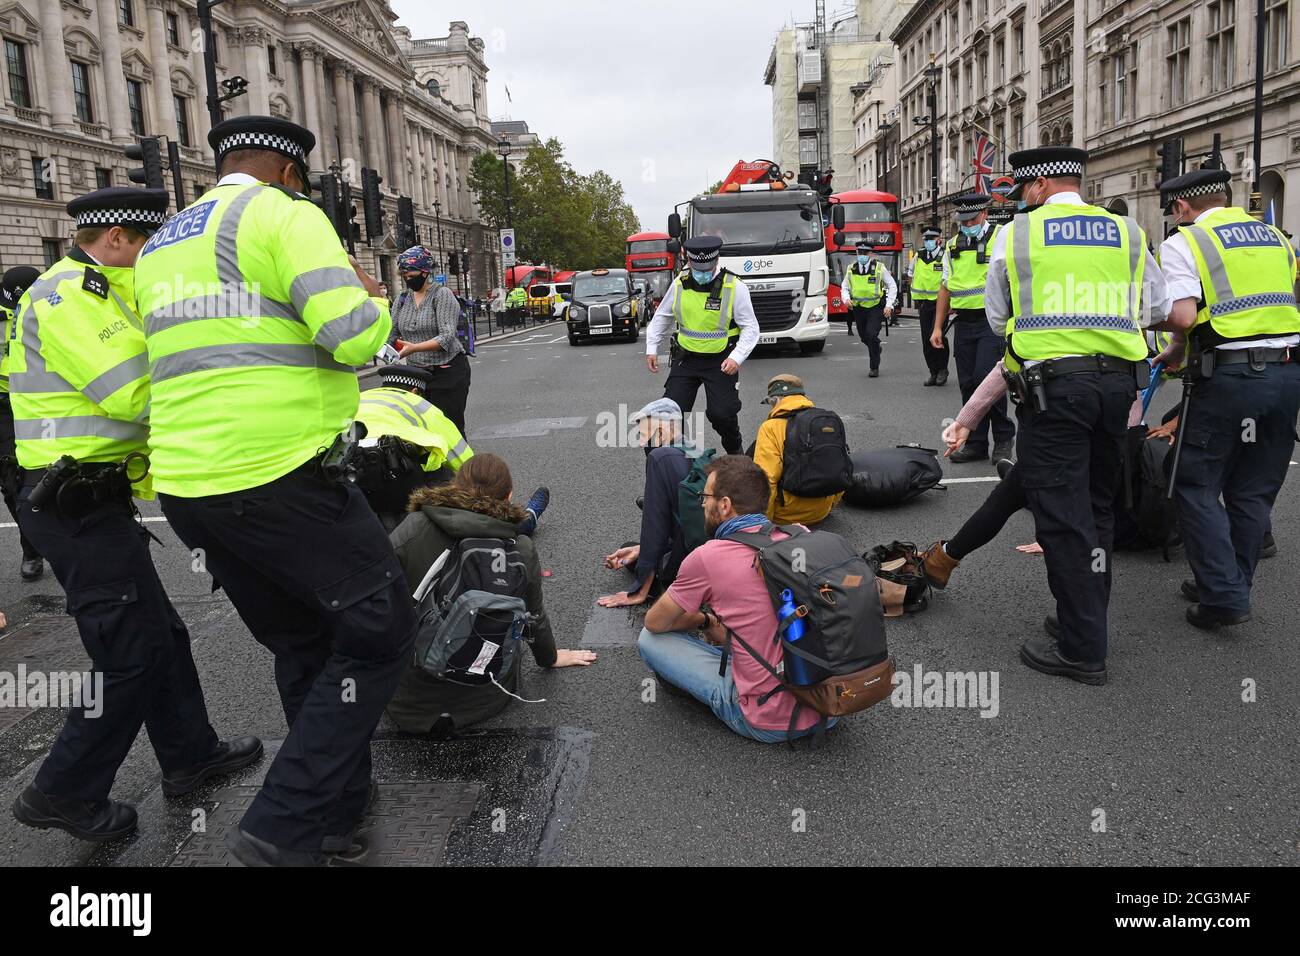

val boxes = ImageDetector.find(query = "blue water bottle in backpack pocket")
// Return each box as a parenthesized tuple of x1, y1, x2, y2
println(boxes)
(779, 588, 818, 686)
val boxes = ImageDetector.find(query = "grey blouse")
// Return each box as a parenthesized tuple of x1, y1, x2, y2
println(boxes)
(391, 285, 464, 366)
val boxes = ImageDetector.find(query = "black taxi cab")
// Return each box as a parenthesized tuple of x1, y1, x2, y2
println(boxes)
(566, 268, 640, 345)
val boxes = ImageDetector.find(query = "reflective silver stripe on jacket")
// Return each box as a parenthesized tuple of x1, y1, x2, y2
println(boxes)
(13, 415, 148, 442)
(81, 354, 149, 405)
(673, 276, 735, 336)
(314, 297, 380, 352)
(145, 292, 300, 336)
(6, 272, 80, 393)
(449, 439, 469, 459)
(1181, 224, 1235, 302)
(150, 343, 353, 383)
(360, 395, 422, 428)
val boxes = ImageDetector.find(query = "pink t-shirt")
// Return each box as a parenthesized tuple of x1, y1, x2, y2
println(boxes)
(668, 528, 821, 732)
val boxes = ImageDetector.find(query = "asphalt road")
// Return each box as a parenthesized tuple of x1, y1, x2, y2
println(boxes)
(2, 315, 1297, 866)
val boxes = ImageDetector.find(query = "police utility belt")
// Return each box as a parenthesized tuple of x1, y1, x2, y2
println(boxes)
(1001, 355, 1150, 414)
(302, 426, 426, 489)
(1183, 343, 1291, 382)
(21, 452, 148, 518)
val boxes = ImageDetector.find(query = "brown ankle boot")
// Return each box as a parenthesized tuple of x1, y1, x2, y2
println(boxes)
(920, 541, 959, 589)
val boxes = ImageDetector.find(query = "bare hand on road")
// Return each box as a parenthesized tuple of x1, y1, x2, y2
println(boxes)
(553, 649, 598, 668)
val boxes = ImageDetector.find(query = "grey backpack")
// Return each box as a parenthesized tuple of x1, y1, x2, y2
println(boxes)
(413, 536, 531, 685)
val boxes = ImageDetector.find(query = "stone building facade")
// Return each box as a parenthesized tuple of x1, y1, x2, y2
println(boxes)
(0, 0, 500, 294)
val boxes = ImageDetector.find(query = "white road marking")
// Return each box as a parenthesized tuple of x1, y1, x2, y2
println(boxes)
(545, 334, 569, 344)
(2, 515, 170, 530)
(938, 476, 1004, 484)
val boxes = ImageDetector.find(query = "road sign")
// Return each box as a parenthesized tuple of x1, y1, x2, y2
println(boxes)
(990, 176, 1015, 201)
(499, 228, 516, 267)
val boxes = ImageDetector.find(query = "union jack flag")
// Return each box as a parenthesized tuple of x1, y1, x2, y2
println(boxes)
(973, 131, 997, 194)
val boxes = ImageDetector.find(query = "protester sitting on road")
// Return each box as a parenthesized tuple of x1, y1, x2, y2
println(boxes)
(386, 453, 595, 735)
(638, 455, 830, 743)
(598, 398, 698, 608)
(751, 374, 844, 525)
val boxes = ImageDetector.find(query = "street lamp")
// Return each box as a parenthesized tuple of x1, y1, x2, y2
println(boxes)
(924, 56, 943, 226)
(431, 198, 445, 275)
(1249, 0, 1266, 219)
(496, 136, 514, 230)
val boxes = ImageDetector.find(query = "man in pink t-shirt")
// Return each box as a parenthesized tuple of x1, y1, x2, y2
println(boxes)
(639, 455, 828, 742)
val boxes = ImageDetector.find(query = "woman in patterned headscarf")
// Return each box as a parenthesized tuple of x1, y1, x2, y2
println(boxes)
(389, 244, 471, 435)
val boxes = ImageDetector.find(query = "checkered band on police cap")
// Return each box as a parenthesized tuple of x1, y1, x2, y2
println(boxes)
(955, 196, 990, 213)
(1012, 159, 1085, 181)
(381, 372, 426, 390)
(216, 130, 306, 162)
(74, 206, 168, 229)
(1165, 181, 1228, 204)
(685, 247, 720, 263)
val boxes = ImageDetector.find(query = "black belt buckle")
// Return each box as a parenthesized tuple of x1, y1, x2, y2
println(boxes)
(1247, 347, 1267, 372)
(1024, 364, 1049, 413)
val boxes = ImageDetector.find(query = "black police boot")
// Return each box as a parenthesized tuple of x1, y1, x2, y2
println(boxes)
(935, 369, 949, 385)
(1186, 604, 1252, 631)
(947, 445, 988, 464)
(321, 780, 380, 854)
(161, 736, 264, 796)
(226, 826, 328, 867)
(995, 458, 1016, 480)
(1043, 615, 1060, 640)
(635, 496, 644, 511)
(923, 373, 938, 386)
(1258, 532, 1277, 559)
(1018, 634, 1107, 685)
(991, 440, 1015, 465)
(13, 785, 137, 842)
(20, 557, 43, 581)
(1180, 579, 1200, 602)
(868, 368, 880, 378)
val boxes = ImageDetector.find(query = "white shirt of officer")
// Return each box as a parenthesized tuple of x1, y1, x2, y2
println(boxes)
(848, 253, 898, 310)
(645, 263, 761, 364)
(984, 191, 1173, 356)
(1158, 205, 1300, 351)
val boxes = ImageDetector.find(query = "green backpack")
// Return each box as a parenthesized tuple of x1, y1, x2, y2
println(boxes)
(675, 447, 717, 552)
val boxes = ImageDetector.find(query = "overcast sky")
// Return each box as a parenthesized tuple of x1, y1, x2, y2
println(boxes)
(392, 1, 812, 230)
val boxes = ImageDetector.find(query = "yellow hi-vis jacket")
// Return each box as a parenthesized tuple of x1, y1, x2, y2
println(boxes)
(753, 393, 842, 525)
(133, 180, 391, 496)
(355, 387, 473, 472)
(1, 305, 13, 394)
(8, 250, 153, 495)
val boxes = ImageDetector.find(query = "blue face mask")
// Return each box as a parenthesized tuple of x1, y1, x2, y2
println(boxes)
(690, 268, 715, 285)
(960, 223, 983, 238)
(923, 239, 937, 252)
(857, 255, 872, 267)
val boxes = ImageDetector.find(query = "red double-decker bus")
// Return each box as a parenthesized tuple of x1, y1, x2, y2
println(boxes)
(625, 231, 676, 308)
(824, 190, 902, 321)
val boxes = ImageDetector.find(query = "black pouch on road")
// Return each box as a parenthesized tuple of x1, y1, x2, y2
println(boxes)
(844, 446, 944, 507)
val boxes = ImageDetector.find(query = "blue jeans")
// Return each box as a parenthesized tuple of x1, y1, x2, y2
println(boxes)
(637, 628, 830, 743)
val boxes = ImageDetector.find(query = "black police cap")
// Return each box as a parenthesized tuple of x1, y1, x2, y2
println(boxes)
(209, 114, 316, 167)
(683, 235, 723, 263)
(66, 186, 170, 234)
(377, 364, 435, 392)
(1, 265, 41, 309)
(954, 193, 990, 221)
(1159, 168, 1232, 210)
(1006, 147, 1089, 199)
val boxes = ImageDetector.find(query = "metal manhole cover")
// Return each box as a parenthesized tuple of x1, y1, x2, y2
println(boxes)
(168, 781, 481, 867)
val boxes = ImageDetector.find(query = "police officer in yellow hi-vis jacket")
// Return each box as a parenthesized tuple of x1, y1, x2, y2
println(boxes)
(10, 188, 261, 843)
(986, 147, 1171, 685)
(1154, 167, 1300, 630)
(133, 116, 412, 866)
(1, 265, 44, 580)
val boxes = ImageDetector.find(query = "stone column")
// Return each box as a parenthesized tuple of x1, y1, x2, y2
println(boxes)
(362, 78, 384, 175)
(332, 64, 359, 179)
(144, 0, 178, 136)
(298, 45, 322, 157)
(386, 93, 406, 193)
(312, 53, 331, 161)
(240, 27, 270, 115)
(96, 0, 133, 143)
(39, 0, 75, 130)
(421, 128, 435, 208)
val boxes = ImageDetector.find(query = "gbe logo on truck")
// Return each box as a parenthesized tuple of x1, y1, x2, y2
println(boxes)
(743, 259, 775, 272)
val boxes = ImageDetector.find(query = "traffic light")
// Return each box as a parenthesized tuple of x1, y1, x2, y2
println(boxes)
(459, 248, 470, 274)
(360, 167, 384, 242)
(125, 137, 165, 191)
(1157, 137, 1183, 187)
(396, 195, 416, 250)
(447, 252, 459, 275)
(312, 173, 343, 241)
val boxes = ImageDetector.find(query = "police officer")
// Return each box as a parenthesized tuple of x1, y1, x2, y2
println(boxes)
(505, 283, 528, 325)
(932, 193, 1016, 463)
(845, 241, 897, 378)
(132, 116, 414, 866)
(1, 265, 44, 579)
(1155, 167, 1300, 629)
(9, 188, 261, 841)
(986, 147, 1171, 684)
(645, 235, 759, 454)
(909, 226, 948, 385)
(353, 364, 474, 530)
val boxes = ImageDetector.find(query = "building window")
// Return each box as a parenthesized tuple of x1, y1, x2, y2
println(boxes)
(32, 156, 53, 200)
(193, 181, 208, 201)
(174, 94, 191, 147)
(425, 78, 441, 97)
(166, 12, 180, 46)
(71, 61, 94, 123)
(1015, 25, 1024, 72)
(996, 39, 1005, 84)
(1208, 1, 1236, 91)
(119, 0, 135, 28)
(42, 239, 63, 268)
(267, 44, 278, 76)
(126, 80, 145, 135)
(212, 30, 220, 65)
(1113, 47, 1128, 123)
(4, 38, 31, 108)
(1265, 0, 1289, 71)
(95, 166, 112, 189)
(1012, 111, 1024, 149)
(979, 52, 988, 95)
(1166, 18, 1191, 106)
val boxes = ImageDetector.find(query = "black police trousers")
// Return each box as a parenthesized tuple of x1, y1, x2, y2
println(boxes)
(160, 469, 416, 852)
(851, 304, 885, 370)
(1015, 370, 1135, 663)
(663, 348, 743, 454)
(15, 492, 218, 802)
(0, 395, 40, 561)
(952, 312, 1015, 453)
(1173, 361, 1300, 615)
(916, 300, 950, 376)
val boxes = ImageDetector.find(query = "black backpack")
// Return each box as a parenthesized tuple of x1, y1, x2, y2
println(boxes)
(1114, 426, 1182, 557)
(719, 524, 894, 743)
(778, 407, 853, 503)
(843, 445, 945, 507)
(413, 536, 532, 686)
